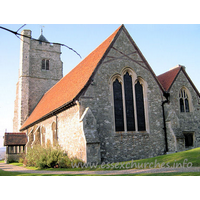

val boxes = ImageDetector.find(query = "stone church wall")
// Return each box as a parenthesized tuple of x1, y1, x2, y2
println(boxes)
(28, 40, 63, 116)
(166, 70, 200, 150)
(20, 27, 200, 164)
(13, 81, 19, 132)
(13, 30, 63, 132)
(57, 105, 86, 162)
(26, 105, 87, 162)
(79, 30, 166, 162)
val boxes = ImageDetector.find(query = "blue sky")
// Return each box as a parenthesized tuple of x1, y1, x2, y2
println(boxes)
(0, 24, 200, 147)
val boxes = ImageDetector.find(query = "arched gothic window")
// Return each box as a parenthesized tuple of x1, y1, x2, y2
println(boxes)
(179, 88, 190, 112)
(52, 122, 57, 146)
(112, 70, 148, 132)
(41, 126, 46, 146)
(29, 130, 34, 144)
(124, 72, 135, 131)
(135, 81, 146, 131)
(27, 129, 34, 148)
(113, 79, 124, 132)
(35, 127, 41, 145)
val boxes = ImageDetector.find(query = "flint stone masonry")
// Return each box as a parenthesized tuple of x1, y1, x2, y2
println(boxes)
(14, 26, 200, 164)
(165, 70, 200, 151)
(26, 104, 100, 163)
(79, 29, 165, 162)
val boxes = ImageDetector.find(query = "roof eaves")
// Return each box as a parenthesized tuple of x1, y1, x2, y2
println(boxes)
(157, 65, 182, 92)
(181, 67, 200, 97)
(20, 25, 124, 131)
(162, 66, 200, 97)
(20, 100, 76, 131)
(4, 133, 27, 146)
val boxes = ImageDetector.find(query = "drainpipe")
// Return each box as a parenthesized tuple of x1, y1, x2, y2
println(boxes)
(161, 91, 170, 154)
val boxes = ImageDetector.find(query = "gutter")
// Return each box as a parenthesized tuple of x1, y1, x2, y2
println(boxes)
(161, 91, 170, 154)
(20, 100, 76, 131)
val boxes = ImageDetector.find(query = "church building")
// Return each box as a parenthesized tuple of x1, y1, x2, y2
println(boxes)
(13, 25, 200, 163)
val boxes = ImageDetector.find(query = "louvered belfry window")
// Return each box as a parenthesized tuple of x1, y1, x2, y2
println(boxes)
(42, 59, 50, 70)
(112, 70, 147, 132)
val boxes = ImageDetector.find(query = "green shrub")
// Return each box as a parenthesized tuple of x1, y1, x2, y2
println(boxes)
(18, 152, 26, 164)
(71, 157, 85, 166)
(58, 156, 71, 168)
(24, 144, 81, 169)
(18, 157, 24, 164)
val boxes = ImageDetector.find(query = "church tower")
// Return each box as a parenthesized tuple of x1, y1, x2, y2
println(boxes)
(13, 29, 63, 132)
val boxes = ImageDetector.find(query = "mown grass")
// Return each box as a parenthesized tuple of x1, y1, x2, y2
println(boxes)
(112, 147, 200, 170)
(8, 162, 38, 170)
(117, 172, 200, 176)
(38, 147, 200, 171)
(0, 169, 200, 176)
(2, 147, 200, 175)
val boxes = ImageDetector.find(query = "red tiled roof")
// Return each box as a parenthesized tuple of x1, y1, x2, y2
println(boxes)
(157, 65, 182, 91)
(4, 133, 27, 146)
(20, 25, 123, 130)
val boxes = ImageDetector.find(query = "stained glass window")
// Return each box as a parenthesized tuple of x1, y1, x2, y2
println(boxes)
(135, 81, 146, 131)
(124, 72, 135, 131)
(113, 79, 124, 131)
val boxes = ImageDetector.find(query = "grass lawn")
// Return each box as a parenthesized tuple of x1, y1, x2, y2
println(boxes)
(0, 169, 200, 176)
(112, 147, 200, 170)
(31, 147, 200, 171)
(1, 147, 200, 176)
